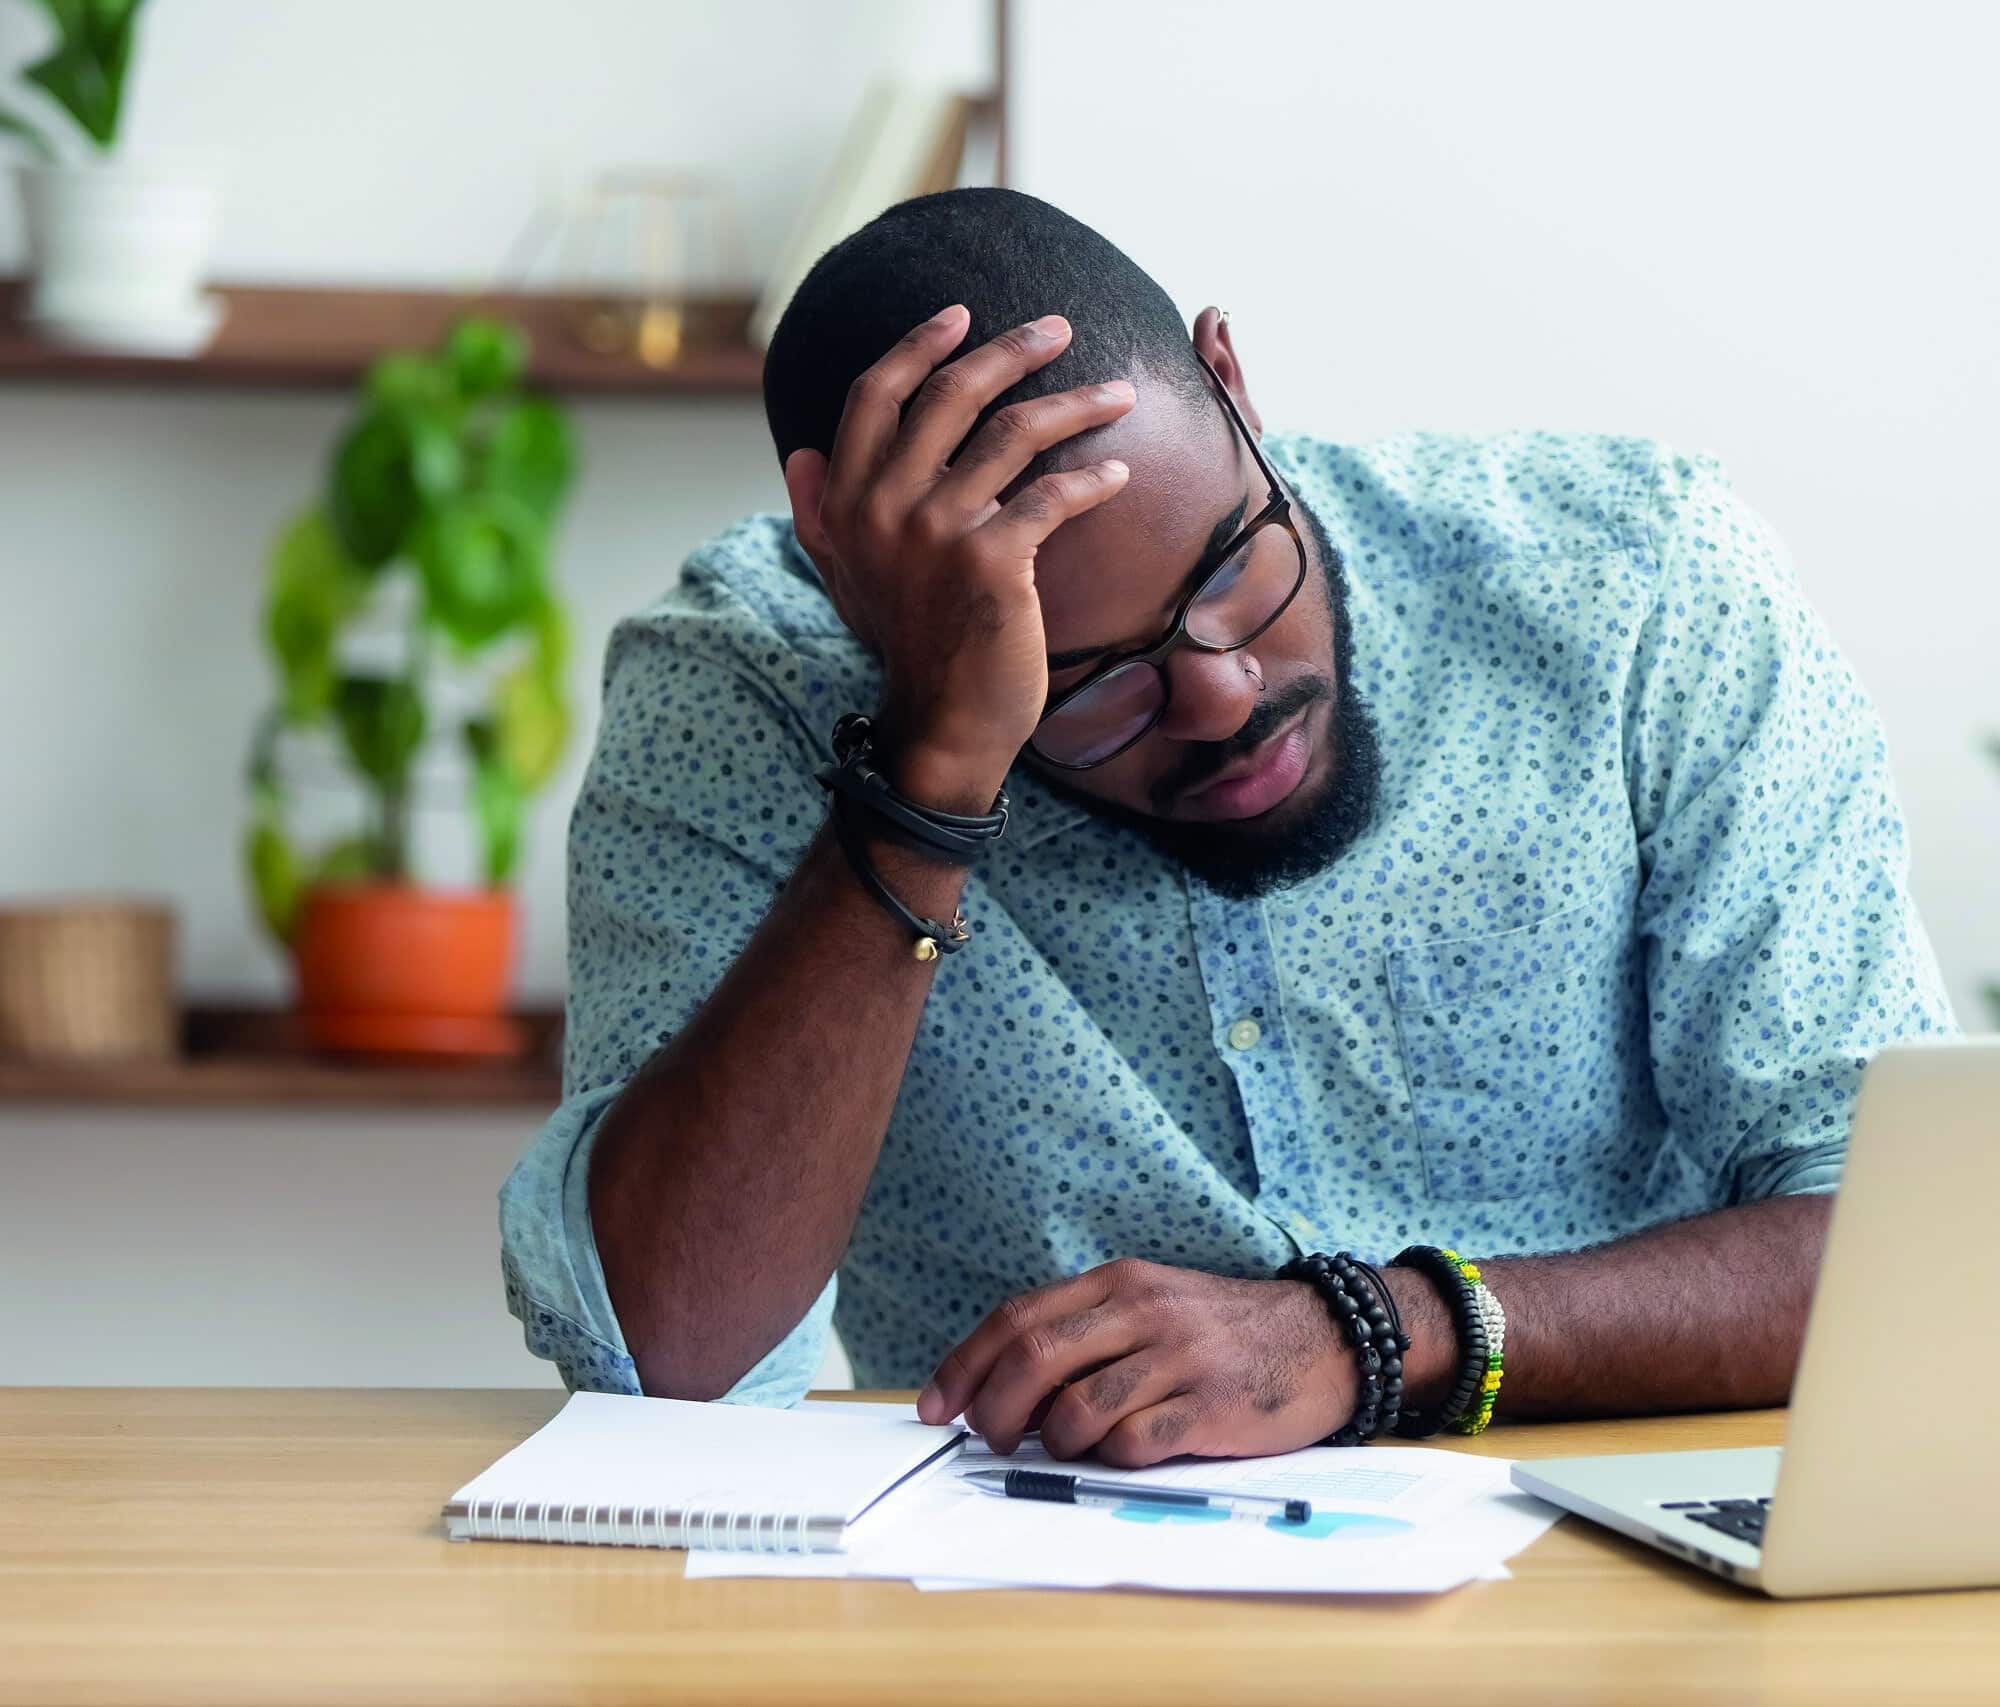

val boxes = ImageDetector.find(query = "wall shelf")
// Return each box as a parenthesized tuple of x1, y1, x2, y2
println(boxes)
(0, 1005, 563, 1108)
(0, 281, 766, 397)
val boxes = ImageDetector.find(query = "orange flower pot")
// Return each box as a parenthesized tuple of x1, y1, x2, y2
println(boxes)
(292, 884, 523, 1058)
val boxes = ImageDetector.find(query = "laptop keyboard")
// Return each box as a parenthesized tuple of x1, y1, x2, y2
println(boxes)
(1661, 1496, 1771, 1547)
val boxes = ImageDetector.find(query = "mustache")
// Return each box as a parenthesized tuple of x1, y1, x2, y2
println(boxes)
(1151, 675, 1331, 810)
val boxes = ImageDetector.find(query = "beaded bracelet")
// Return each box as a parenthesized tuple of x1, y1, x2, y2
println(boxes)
(1446, 1252, 1507, 1436)
(1345, 1257, 1411, 1438)
(1388, 1244, 1489, 1439)
(1278, 1251, 1411, 1447)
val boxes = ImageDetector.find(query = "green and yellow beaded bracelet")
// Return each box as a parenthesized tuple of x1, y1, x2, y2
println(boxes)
(1439, 1248, 1506, 1435)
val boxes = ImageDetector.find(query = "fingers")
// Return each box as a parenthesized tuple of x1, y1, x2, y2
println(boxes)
(917, 1271, 1109, 1427)
(1096, 1395, 1208, 1469)
(1034, 1353, 1184, 1461)
(822, 304, 971, 526)
(958, 1304, 1147, 1455)
(925, 379, 1136, 530)
(887, 314, 1077, 491)
(976, 458, 1132, 557)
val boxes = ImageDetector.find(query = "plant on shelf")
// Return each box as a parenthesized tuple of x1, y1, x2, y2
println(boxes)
(245, 315, 576, 1057)
(4, 0, 223, 354)
(0, 0, 143, 161)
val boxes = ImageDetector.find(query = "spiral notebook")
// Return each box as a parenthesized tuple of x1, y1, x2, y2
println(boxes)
(442, 1392, 963, 1555)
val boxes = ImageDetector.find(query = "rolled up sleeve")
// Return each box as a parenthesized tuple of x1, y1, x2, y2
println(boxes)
(1627, 450, 1956, 1206)
(499, 571, 843, 1402)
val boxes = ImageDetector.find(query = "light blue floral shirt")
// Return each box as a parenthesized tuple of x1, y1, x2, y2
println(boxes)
(499, 430, 1954, 1403)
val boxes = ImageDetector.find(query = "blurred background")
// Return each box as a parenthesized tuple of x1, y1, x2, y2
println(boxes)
(1, 0, 1993, 1390)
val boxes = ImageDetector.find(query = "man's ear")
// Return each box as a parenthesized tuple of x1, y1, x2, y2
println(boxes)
(1191, 305, 1264, 437)
(782, 447, 834, 566)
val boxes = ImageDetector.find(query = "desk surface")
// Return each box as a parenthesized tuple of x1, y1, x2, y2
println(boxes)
(5, 1388, 1996, 1707)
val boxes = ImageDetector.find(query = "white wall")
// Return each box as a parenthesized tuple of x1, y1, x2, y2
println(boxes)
(1013, 0, 2000, 1029)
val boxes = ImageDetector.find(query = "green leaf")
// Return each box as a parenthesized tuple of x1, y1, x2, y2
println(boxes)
(493, 663, 569, 791)
(328, 410, 418, 566)
(365, 350, 454, 413)
(445, 316, 527, 398)
(328, 407, 460, 567)
(413, 494, 544, 650)
(245, 819, 303, 945)
(264, 508, 366, 724)
(529, 594, 569, 687)
(0, 104, 57, 162)
(485, 398, 574, 522)
(334, 674, 426, 790)
(22, 0, 142, 148)
(467, 735, 524, 886)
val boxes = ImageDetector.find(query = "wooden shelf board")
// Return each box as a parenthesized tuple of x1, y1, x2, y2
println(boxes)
(0, 280, 767, 397)
(0, 1004, 562, 1108)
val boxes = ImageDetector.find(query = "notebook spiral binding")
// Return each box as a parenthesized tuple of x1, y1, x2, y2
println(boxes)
(461, 1497, 818, 1553)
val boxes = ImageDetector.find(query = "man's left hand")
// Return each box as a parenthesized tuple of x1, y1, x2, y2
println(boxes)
(914, 1259, 1352, 1466)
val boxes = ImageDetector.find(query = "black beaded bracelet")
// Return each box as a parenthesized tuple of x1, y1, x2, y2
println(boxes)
(1346, 1257, 1411, 1438)
(1388, 1244, 1489, 1439)
(1279, 1251, 1411, 1448)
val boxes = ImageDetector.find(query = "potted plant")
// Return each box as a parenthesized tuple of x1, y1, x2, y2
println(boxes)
(245, 316, 576, 1057)
(3, 0, 221, 353)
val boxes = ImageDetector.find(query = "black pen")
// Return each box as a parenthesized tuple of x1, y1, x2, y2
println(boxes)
(962, 1466, 1311, 1524)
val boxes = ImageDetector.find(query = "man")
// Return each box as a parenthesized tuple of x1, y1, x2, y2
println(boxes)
(501, 188, 1953, 1464)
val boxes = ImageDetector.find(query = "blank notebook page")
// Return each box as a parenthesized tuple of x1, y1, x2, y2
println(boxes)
(443, 1392, 962, 1551)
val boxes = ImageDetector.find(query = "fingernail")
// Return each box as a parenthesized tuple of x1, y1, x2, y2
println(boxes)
(931, 303, 966, 325)
(1095, 380, 1134, 403)
(1101, 459, 1129, 477)
(917, 1379, 940, 1415)
(1031, 314, 1069, 337)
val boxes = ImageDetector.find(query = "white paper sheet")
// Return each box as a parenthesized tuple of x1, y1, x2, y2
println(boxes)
(688, 1432, 1561, 1596)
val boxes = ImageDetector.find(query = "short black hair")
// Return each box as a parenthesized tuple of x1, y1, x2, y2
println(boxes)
(762, 187, 1210, 479)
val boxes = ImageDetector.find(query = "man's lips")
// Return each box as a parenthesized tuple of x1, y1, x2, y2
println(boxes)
(1176, 710, 1314, 821)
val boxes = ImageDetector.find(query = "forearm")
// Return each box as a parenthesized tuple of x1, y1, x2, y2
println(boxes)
(1382, 1194, 1832, 1420)
(588, 819, 967, 1401)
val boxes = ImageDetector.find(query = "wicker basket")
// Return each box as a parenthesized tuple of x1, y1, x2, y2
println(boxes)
(0, 900, 179, 1062)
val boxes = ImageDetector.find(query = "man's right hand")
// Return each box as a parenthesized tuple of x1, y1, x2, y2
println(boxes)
(781, 306, 1137, 813)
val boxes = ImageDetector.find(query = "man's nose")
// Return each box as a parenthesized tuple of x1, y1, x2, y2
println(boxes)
(1155, 647, 1260, 746)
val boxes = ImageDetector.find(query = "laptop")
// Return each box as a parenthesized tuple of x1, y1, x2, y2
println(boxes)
(1512, 1037, 2000, 1598)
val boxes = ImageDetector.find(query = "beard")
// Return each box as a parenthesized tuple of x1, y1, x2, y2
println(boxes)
(1038, 495, 1382, 900)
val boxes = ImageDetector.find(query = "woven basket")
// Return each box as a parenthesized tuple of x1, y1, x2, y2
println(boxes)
(0, 900, 179, 1062)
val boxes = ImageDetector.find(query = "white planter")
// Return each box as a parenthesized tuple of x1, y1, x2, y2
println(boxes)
(14, 155, 223, 355)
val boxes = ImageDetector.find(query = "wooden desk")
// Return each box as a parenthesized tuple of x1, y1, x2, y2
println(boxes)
(4, 1389, 1996, 1706)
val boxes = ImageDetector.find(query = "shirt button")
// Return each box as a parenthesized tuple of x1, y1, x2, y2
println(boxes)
(1226, 1018, 1262, 1051)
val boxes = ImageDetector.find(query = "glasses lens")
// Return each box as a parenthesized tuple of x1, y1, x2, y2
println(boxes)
(1033, 660, 1166, 767)
(1185, 524, 1305, 648)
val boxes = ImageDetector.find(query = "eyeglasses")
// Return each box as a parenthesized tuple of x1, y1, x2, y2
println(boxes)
(1028, 351, 1308, 770)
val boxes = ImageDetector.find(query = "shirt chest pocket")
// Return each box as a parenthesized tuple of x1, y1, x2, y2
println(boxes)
(1386, 895, 1632, 1201)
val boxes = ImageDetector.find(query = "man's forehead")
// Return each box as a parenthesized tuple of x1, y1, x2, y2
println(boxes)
(1033, 389, 1241, 640)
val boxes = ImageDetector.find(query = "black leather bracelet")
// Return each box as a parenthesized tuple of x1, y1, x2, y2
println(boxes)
(828, 795, 971, 963)
(1388, 1245, 1489, 1439)
(814, 714, 1010, 865)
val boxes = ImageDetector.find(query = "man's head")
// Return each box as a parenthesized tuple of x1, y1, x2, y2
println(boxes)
(763, 188, 1379, 898)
